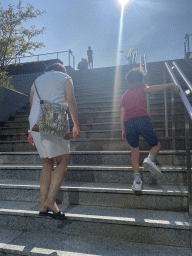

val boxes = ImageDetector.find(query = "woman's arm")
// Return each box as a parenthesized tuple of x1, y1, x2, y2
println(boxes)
(144, 83, 180, 94)
(120, 107, 126, 140)
(29, 90, 34, 109)
(65, 78, 80, 139)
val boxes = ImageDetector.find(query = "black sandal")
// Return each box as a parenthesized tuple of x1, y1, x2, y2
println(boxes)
(51, 210, 67, 220)
(39, 210, 51, 217)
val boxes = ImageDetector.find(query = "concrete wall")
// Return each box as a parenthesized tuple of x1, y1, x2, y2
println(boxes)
(10, 72, 43, 95)
(184, 52, 192, 68)
(188, 53, 192, 68)
(0, 87, 29, 122)
(10, 66, 75, 95)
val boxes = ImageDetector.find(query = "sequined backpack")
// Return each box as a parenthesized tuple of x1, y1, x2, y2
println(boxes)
(34, 81, 70, 138)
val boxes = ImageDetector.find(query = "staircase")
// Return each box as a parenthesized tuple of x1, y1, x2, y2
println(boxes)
(1, 60, 192, 255)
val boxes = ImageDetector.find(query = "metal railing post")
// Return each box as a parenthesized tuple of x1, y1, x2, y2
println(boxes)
(141, 54, 149, 113)
(165, 61, 192, 216)
(140, 55, 144, 72)
(184, 41, 186, 56)
(73, 56, 75, 70)
(68, 50, 70, 67)
(170, 90, 176, 151)
(185, 109, 192, 215)
(164, 89, 168, 137)
(144, 54, 147, 75)
(163, 70, 169, 137)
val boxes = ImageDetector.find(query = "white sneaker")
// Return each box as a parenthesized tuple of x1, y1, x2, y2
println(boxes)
(132, 180, 142, 191)
(143, 157, 163, 179)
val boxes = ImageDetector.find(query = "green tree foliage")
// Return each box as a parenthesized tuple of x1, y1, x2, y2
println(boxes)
(0, 0, 46, 88)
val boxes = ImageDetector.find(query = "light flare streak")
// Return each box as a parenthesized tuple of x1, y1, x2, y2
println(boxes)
(112, 5, 125, 131)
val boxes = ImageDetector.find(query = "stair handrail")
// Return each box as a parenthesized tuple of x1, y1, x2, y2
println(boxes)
(165, 61, 192, 216)
(165, 62, 192, 119)
(172, 61, 192, 93)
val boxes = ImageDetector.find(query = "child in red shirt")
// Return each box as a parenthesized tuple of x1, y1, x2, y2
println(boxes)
(119, 68, 179, 191)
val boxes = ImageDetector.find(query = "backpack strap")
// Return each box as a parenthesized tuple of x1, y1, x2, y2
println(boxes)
(34, 81, 41, 100)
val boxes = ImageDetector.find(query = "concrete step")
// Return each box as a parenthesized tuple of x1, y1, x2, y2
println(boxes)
(75, 95, 186, 108)
(70, 137, 190, 151)
(1, 229, 192, 256)
(9, 108, 186, 124)
(0, 119, 187, 132)
(0, 150, 190, 166)
(74, 91, 181, 104)
(0, 201, 191, 248)
(72, 94, 186, 109)
(78, 120, 186, 130)
(0, 180, 188, 211)
(11, 112, 121, 123)
(0, 128, 190, 141)
(0, 115, 186, 132)
(0, 137, 190, 151)
(0, 164, 188, 186)
(79, 106, 185, 117)
(14, 102, 185, 117)
(75, 98, 185, 110)
(74, 89, 127, 99)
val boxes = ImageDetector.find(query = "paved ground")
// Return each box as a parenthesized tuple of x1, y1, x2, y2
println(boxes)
(1, 229, 192, 256)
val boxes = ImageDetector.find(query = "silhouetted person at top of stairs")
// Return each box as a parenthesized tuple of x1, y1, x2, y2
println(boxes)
(87, 46, 93, 69)
(77, 58, 88, 70)
(119, 68, 180, 191)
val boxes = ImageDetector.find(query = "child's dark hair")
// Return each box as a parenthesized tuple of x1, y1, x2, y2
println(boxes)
(45, 63, 67, 73)
(126, 68, 143, 84)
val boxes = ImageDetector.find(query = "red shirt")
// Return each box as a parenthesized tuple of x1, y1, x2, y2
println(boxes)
(119, 83, 149, 122)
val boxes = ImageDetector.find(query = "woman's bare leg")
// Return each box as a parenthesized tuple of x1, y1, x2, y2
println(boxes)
(44, 154, 69, 213)
(40, 157, 54, 212)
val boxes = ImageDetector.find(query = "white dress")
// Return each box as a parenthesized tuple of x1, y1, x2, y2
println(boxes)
(29, 70, 71, 158)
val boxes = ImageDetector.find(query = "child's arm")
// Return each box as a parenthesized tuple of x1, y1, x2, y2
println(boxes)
(144, 83, 180, 94)
(120, 107, 126, 140)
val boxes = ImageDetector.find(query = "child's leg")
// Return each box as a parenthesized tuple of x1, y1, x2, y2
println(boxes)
(131, 147, 140, 173)
(149, 141, 161, 159)
(143, 140, 162, 179)
(124, 118, 142, 190)
(131, 147, 142, 190)
(139, 117, 163, 178)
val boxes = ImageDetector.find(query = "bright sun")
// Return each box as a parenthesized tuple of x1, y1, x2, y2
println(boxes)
(118, 0, 130, 6)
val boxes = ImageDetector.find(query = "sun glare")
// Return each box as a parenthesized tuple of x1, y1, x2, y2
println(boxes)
(118, 0, 130, 6)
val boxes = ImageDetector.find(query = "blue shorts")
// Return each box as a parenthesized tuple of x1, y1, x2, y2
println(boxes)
(124, 116, 159, 148)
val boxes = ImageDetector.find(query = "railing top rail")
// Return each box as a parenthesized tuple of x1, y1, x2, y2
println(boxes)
(16, 50, 71, 60)
(13, 49, 75, 69)
(165, 61, 192, 120)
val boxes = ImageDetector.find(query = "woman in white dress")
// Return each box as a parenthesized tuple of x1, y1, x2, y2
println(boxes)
(28, 63, 80, 219)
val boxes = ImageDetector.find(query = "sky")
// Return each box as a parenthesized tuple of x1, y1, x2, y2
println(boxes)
(1, 0, 192, 69)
